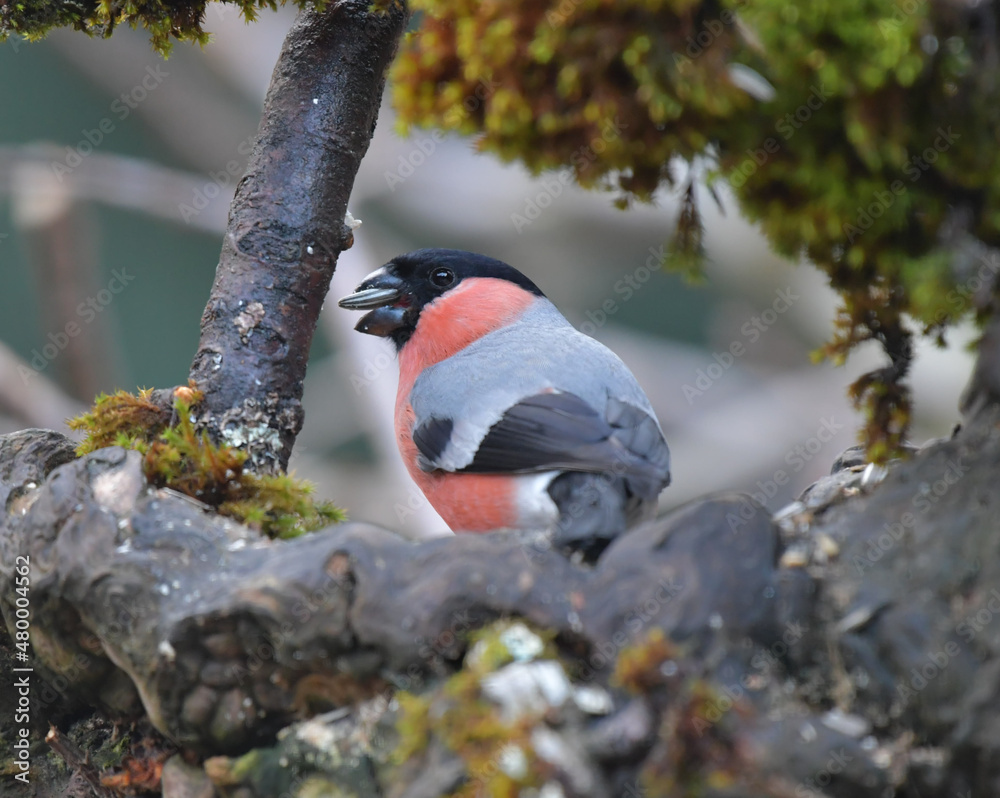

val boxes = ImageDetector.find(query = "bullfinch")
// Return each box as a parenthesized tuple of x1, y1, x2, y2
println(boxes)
(338, 249, 670, 558)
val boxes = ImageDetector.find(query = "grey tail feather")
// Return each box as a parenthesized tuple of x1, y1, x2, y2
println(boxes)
(547, 471, 630, 561)
(605, 397, 671, 497)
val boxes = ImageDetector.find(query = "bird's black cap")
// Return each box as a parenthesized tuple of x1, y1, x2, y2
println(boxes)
(338, 249, 545, 349)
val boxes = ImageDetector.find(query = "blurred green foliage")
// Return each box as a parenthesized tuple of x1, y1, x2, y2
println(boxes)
(392, 0, 1000, 458)
(4, 0, 997, 457)
(0, 0, 301, 54)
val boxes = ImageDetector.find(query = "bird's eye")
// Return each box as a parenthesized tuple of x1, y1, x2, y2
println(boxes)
(430, 267, 455, 288)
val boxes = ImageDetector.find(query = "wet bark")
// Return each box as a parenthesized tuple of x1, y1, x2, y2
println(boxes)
(188, 0, 407, 473)
(2, 397, 1000, 795)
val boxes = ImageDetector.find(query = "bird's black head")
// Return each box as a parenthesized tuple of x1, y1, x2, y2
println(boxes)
(338, 248, 545, 349)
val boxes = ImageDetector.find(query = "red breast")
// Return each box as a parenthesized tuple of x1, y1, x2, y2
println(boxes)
(393, 277, 536, 532)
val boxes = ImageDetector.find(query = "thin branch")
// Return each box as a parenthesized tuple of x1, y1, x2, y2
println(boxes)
(0, 340, 85, 431)
(0, 145, 229, 234)
(45, 726, 114, 798)
(11, 161, 121, 399)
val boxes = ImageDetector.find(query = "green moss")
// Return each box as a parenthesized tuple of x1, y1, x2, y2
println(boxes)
(68, 388, 174, 456)
(393, 691, 430, 764)
(296, 776, 357, 798)
(0, 0, 328, 56)
(89, 730, 132, 771)
(392, 621, 557, 797)
(109, 731, 132, 757)
(612, 628, 680, 693)
(69, 387, 344, 538)
(613, 630, 752, 796)
(392, 623, 758, 795)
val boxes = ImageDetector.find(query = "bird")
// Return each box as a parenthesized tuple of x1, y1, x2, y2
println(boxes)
(338, 248, 670, 559)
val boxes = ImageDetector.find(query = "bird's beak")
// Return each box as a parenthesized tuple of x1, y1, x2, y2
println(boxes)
(338, 271, 409, 337)
(337, 286, 402, 310)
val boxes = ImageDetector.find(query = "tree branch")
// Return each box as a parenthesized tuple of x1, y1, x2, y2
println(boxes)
(188, 0, 407, 473)
(6, 412, 1000, 793)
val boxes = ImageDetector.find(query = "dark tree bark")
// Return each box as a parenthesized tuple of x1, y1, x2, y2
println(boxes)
(3, 402, 1000, 795)
(188, 0, 407, 473)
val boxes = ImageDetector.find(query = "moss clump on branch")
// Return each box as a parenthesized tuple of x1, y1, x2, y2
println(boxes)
(0, 0, 321, 55)
(613, 630, 753, 795)
(69, 387, 175, 453)
(392, 621, 562, 796)
(392, 0, 1000, 459)
(69, 387, 344, 538)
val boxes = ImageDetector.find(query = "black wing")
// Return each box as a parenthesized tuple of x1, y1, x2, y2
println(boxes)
(412, 392, 670, 496)
(411, 416, 453, 468)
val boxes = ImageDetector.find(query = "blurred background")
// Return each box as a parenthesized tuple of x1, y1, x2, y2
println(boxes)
(0, 11, 977, 538)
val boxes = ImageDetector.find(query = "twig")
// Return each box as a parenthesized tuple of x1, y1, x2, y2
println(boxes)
(11, 161, 120, 400)
(0, 340, 84, 432)
(0, 145, 229, 234)
(45, 725, 114, 798)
